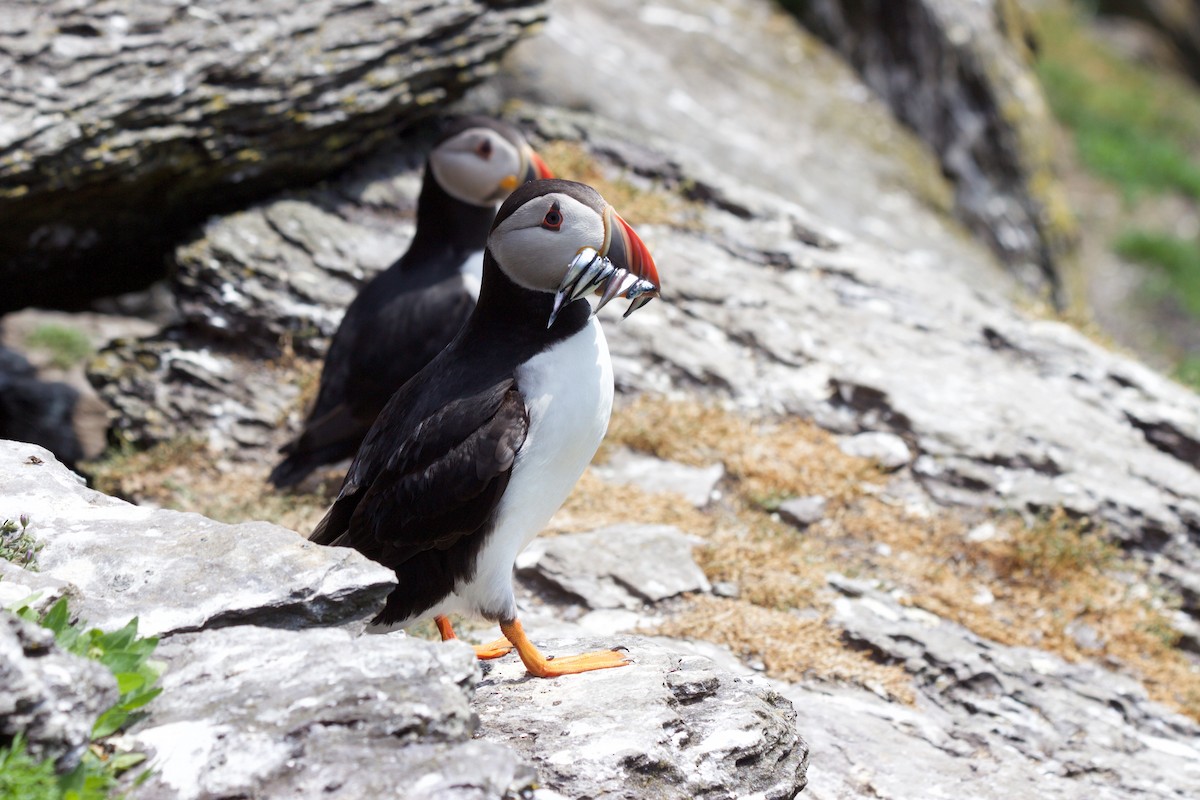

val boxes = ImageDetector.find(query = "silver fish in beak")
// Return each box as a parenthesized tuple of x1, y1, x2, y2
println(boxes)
(547, 206, 661, 328)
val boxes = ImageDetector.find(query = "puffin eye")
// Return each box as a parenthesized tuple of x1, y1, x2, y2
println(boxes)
(541, 206, 563, 231)
(476, 138, 493, 159)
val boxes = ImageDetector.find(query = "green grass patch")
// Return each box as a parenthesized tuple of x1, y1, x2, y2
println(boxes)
(1174, 356, 1200, 390)
(25, 325, 93, 370)
(1, 597, 161, 798)
(1033, 6, 1200, 200)
(1113, 230, 1200, 318)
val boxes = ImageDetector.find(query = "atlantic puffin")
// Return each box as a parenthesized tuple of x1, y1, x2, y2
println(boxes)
(269, 117, 554, 488)
(310, 178, 660, 677)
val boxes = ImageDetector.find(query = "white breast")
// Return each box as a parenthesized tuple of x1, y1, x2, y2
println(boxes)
(458, 249, 484, 301)
(457, 316, 614, 621)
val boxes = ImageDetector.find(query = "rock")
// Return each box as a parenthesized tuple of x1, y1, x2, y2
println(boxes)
(592, 446, 724, 507)
(87, 333, 306, 452)
(122, 626, 535, 800)
(0, 612, 119, 771)
(0, 440, 395, 636)
(0, 560, 77, 616)
(777, 495, 828, 529)
(785, 0, 1076, 302)
(838, 431, 911, 471)
(474, 639, 808, 800)
(0, 0, 546, 312)
(1095, 0, 1200, 84)
(516, 526, 712, 610)
(810, 582, 1200, 798)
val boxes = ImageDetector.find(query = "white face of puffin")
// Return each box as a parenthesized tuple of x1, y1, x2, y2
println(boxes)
(489, 192, 605, 292)
(429, 127, 526, 207)
(488, 188, 661, 326)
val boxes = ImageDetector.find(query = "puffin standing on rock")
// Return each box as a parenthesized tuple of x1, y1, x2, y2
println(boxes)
(310, 179, 661, 677)
(269, 117, 554, 488)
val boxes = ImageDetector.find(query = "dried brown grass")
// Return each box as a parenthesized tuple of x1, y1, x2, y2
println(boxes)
(538, 140, 695, 228)
(86, 439, 333, 534)
(86, 392, 1199, 718)
(596, 395, 1200, 719)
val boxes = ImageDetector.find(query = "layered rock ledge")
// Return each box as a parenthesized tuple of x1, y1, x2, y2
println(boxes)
(0, 0, 546, 312)
(0, 440, 810, 799)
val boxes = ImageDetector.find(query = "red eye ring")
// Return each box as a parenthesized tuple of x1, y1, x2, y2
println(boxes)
(476, 138, 493, 159)
(541, 207, 563, 230)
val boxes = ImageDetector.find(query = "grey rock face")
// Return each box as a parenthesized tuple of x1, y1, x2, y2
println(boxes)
(777, 496, 828, 529)
(787, 0, 1075, 301)
(475, 639, 808, 800)
(791, 577, 1200, 799)
(0, 560, 76, 616)
(838, 431, 911, 471)
(0, 612, 118, 772)
(0, 440, 395, 636)
(0, 441, 807, 799)
(517, 526, 712, 610)
(0, 0, 545, 312)
(123, 626, 536, 800)
(592, 447, 724, 507)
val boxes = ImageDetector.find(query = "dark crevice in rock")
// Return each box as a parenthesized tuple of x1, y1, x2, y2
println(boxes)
(1124, 412, 1200, 469)
(827, 379, 915, 436)
(979, 451, 1064, 478)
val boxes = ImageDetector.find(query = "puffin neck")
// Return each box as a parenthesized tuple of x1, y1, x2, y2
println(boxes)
(465, 253, 589, 340)
(406, 162, 498, 259)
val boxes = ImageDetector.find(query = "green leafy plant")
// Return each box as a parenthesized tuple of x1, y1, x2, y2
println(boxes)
(1, 514, 41, 570)
(1, 598, 162, 798)
(25, 325, 93, 370)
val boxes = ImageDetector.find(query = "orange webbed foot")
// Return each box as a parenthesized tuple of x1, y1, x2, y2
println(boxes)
(435, 616, 514, 660)
(500, 619, 631, 678)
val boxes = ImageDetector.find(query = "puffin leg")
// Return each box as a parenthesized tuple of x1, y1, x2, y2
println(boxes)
(435, 615, 513, 660)
(499, 618, 631, 678)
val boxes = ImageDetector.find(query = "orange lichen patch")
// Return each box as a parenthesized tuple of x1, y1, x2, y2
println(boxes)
(655, 595, 915, 703)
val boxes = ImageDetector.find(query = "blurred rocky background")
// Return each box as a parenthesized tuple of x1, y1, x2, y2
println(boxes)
(4, 0, 1200, 798)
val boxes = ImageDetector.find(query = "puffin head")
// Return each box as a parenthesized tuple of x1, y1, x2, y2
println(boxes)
(488, 179, 660, 326)
(428, 117, 554, 207)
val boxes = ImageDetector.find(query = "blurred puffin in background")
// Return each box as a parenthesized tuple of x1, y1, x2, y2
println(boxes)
(269, 117, 554, 488)
(310, 178, 661, 677)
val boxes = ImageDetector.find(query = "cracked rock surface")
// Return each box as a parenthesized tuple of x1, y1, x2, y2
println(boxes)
(475, 639, 808, 800)
(0, 440, 395, 636)
(1, 442, 805, 799)
(0, 0, 546, 311)
(0, 612, 119, 772)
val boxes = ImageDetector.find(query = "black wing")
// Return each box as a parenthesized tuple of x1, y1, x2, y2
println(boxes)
(270, 276, 476, 487)
(309, 378, 528, 570)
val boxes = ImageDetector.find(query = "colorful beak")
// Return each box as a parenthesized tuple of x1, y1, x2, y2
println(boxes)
(547, 205, 661, 328)
(528, 149, 555, 181)
(597, 207, 660, 316)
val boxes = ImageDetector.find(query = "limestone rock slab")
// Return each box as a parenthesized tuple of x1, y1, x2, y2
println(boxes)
(0, 0, 547, 312)
(123, 626, 535, 800)
(475, 637, 808, 800)
(517, 526, 711, 610)
(0, 612, 118, 771)
(592, 447, 724, 508)
(0, 440, 395, 636)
